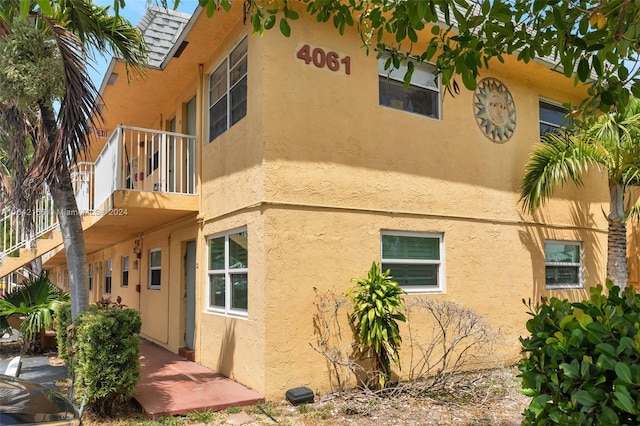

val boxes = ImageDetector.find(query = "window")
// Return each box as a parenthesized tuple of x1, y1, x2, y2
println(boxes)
(207, 229, 248, 316)
(208, 37, 248, 141)
(545, 241, 582, 289)
(379, 56, 440, 119)
(149, 248, 162, 289)
(381, 231, 444, 293)
(88, 264, 93, 291)
(539, 100, 568, 136)
(104, 259, 112, 294)
(121, 255, 129, 288)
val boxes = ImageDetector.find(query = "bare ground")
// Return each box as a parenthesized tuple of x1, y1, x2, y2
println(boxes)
(2, 342, 530, 425)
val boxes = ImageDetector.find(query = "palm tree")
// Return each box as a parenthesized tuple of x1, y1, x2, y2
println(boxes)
(520, 97, 640, 289)
(0, 1, 146, 319)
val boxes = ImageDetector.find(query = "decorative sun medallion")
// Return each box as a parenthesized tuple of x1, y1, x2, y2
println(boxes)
(473, 78, 516, 143)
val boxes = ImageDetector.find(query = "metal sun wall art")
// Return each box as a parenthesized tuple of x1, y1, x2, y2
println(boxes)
(473, 77, 516, 143)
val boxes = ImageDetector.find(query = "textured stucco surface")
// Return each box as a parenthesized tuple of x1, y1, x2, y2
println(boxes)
(45, 3, 615, 399)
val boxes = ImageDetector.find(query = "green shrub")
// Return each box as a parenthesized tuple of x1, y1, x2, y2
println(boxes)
(73, 305, 141, 416)
(520, 281, 640, 425)
(54, 301, 72, 364)
(348, 262, 406, 389)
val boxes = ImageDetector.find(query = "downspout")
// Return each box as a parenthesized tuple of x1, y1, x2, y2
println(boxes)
(195, 63, 205, 361)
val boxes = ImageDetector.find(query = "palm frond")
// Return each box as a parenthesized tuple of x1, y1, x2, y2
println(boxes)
(520, 132, 605, 214)
(54, 0, 147, 73)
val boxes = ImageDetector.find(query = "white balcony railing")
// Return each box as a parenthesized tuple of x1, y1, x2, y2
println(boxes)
(0, 126, 197, 262)
(0, 191, 57, 260)
(94, 126, 197, 209)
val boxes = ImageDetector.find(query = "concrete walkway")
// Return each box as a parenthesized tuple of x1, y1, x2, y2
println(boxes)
(135, 340, 265, 418)
(1, 337, 265, 419)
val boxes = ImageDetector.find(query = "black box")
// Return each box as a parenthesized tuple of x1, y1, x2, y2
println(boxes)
(285, 386, 314, 405)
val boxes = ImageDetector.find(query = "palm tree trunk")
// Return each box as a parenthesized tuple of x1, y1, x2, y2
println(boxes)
(48, 165, 89, 319)
(608, 183, 628, 289)
(39, 102, 89, 320)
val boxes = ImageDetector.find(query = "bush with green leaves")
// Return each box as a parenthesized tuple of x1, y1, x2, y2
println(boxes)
(73, 305, 141, 416)
(348, 262, 406, 389)
(54, 301, 72, 363)
(520, 281, 640, 425)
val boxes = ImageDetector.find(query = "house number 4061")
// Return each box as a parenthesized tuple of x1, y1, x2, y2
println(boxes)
(296, 44, 351, 75)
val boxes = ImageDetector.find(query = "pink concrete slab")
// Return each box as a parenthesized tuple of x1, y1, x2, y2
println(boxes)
(135, 340, 264, 418)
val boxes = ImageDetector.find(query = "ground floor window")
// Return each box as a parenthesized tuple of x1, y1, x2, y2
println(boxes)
(88, 264, 93, 291)
(207, 228, 248, 316)
(545, 240, 582, 289)
(149, 248, 162, 289)
(381, 231, 445, 293)
(121, 255, 129, 288)
(105, 259, 112, 294)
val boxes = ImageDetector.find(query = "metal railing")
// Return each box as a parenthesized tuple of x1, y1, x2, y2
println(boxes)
(0, 191, 57, 260)
(0, 125, 197, 262)
(94, 126, 197, 208)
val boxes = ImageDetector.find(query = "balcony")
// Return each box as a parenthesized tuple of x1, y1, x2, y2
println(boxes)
(0, 126, 199, 275)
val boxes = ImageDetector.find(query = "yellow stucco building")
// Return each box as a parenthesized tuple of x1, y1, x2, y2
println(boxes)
(0, 4, 617, 397)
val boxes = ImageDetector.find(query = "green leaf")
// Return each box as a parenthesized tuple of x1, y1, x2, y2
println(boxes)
(264, 15, 276, 30)
(614, 387, 636, 414)
(279, 18, 291, 37)
(577, 57, 590, 82)
(36, 0, 53, 16)
(461, 70, 476, 90)
(615, 362, 633, 384)
(560, 361, 580, 379)
(574, 390, 596, 407)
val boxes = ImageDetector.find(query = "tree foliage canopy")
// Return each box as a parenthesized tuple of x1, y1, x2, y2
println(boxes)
(174, 0, 640, 119)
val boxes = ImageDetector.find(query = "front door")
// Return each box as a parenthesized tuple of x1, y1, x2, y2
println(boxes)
(184, 240, 196, 350)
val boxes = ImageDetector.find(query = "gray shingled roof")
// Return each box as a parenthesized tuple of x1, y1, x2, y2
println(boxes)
(137, 5, 192, 69)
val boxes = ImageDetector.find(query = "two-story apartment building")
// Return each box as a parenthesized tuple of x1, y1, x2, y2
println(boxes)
(0, 4, 614, 397)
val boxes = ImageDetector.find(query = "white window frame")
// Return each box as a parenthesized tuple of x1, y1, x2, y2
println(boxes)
(121, 255, 129, 288)
(104, 258, 112, 295)
(149, 248, 162, 290)
(545, 240, 583, 289)
(208, 37, 248, 142)
(378, 55, 441, 119)
(206, 227, 248, 317)
(381, 230, 445, 294)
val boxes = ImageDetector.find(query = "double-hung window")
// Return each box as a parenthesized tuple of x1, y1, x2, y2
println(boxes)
(381, 231, 444, 293)
(121, 255, 129, 288)
(539, 100, 568, 136)
(149, 248, 162, 289)
(209, 37, 248, 141)
(105, 259, 112, 294)
(207, 229, 248, 316)
(545, 241, 582, 289)
(379, 56, 440, 119)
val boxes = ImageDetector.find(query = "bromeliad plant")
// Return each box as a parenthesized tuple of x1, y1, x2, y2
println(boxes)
(348, 262, 406, 389)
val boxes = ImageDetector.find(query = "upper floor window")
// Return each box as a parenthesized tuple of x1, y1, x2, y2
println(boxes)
(379, 57, 440, 119)
(207, 228, 248, 316)
(209, 37, 248, 142)
(381, 231, 445, 293)
(545, 240, 582, 289)
(539, 100, 568, 136)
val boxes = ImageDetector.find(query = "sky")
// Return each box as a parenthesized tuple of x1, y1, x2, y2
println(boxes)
(89, 0, 200, 89)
